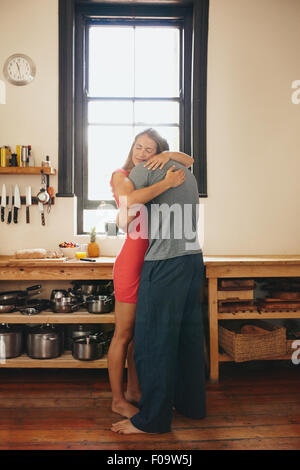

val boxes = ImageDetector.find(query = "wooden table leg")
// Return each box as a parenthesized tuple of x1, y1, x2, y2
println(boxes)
(208, 277, 219, 383)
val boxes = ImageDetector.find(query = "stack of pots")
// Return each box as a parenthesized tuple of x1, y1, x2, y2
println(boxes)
(0, 324, 23, 359)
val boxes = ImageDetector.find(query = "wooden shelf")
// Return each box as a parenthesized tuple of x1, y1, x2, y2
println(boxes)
(218, 311, 300, 319)
(0, 311, 115, 324)
(219, 352, 291, 362)
(0, 351, 108, 368)
(0, 167, 56, 175)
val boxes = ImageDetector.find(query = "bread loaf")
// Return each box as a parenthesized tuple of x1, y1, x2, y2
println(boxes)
(15, 248, 47, 259)
(15, 249, 63, 259)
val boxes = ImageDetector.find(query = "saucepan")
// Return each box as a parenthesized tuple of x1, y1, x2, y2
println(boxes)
(51, 296, 85, 313)
(85, 294, 114, 314)
(72, 332, 106, 361)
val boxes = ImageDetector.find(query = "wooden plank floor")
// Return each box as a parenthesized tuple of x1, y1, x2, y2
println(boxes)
(0, 360, 299, 450)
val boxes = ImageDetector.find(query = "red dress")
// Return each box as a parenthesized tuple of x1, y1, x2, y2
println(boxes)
(110, 169, 149, 304)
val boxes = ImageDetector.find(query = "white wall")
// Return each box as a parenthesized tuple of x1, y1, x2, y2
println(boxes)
(205, 0, 300, 254)
(0, 0, 299, 256)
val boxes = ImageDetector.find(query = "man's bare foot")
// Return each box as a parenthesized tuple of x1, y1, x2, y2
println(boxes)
(112, 399, 139, 419)
(111, 418, 147, 434)
(124, 390, 141, 406)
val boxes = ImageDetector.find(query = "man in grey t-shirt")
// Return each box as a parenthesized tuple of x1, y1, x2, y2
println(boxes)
(112, 160, 206, 434)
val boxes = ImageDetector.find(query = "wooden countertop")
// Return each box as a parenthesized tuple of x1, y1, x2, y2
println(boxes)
(1, 255, 300, 268)
(0, 256, 116, 267)
(203, 255, 300, 266)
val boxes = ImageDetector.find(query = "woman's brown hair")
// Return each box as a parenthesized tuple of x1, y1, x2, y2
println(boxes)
(122, 128, 170, 172)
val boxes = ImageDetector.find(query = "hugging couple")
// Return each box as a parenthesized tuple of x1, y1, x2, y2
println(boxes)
(108, 128, 206, 435)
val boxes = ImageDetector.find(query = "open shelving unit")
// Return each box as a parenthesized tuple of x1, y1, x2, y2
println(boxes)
(0, 351, 108, 368)
(0, 257, 116, 369)
(205, 255, 300, 382)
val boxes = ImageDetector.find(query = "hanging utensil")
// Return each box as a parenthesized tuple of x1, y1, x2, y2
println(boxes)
(47, 186, 55, 214)
(6, 185, 12, 224)
(25, 186, 32, 224)
(13, 184, 21, 224)
(1, 184, 6, 222)
(38, 201, 45, 226)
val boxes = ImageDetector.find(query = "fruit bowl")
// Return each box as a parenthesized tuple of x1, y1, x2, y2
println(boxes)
(59, 242, 79, 259)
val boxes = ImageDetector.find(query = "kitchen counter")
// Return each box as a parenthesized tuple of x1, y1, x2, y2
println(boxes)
(205, 254, 300, 383)
(0, 256, 115, 280)
(0, 256, 116, 267)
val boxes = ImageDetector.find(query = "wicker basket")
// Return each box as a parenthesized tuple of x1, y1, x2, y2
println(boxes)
(219, 320, 286, 362)
(286, 339, 300, 355)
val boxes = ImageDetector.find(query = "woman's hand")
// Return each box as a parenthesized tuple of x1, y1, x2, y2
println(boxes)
(144, 151, 170, 170)
(164, 165, 185, 188)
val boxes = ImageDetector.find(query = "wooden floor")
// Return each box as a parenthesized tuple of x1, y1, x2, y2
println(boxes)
(0, 360, 299, 450)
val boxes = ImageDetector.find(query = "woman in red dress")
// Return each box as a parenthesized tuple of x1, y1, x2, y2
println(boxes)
(108, 128, 194, 419)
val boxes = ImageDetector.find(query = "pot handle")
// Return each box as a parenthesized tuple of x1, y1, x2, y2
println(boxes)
(71, 302, 85, 312)
(26, 285, 42, 292)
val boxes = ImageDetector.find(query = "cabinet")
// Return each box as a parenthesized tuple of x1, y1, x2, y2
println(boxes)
(205, 255, 300, 383)
(0, 256, 115, 368)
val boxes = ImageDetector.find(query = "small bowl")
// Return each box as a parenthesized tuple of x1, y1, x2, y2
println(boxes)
(59, 247, 78, 259)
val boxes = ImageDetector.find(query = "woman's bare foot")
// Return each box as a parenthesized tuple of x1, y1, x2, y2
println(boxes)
(112, 399, 139, 419)
(111, 418, 147, 434)
(124, 390, 141, 406)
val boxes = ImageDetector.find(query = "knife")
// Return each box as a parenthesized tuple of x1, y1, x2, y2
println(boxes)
(13, 184, 21, 224)
(7, 185, 12, 224)
(26, 186, 32, 223)
(1, 184, 6, 222)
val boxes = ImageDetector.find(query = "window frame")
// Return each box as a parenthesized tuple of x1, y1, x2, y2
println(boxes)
(58, 1, 209, 235)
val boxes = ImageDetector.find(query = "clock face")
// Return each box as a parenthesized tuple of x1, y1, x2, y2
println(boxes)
(3, 54, 36, 86)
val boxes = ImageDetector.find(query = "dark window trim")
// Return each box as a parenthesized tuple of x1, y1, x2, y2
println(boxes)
(58, 0, 209, 229)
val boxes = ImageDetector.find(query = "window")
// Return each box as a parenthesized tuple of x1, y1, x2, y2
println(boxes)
(58, 1, 209, 234)
(84, 21, 182, 233)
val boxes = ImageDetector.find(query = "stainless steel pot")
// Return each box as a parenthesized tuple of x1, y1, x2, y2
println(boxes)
(51, 297, 85, 313)
(26, 324, 63, 359)
(64, 324, 101, 350)
(86, 295, 114, 314)
(50, 289, 68, 301)
(0, 324, 23, 358)
(72, 281, 113, 297)
(72, 333, 105, 361)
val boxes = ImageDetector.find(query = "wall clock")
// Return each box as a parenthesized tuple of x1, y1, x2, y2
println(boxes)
(3, 54, 36, 86)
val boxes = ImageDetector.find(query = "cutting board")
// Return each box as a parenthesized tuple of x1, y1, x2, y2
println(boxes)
(9, 257, 68, 263)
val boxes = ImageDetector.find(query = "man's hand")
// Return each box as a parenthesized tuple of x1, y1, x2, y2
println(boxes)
(143, 151, 170, 170)
(164, 165, 185, 188)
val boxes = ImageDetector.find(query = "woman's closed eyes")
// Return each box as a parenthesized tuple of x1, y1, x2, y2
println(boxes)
(135, 144, 155, 154)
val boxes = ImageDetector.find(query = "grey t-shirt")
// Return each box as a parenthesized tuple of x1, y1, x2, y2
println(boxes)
(128, 160, 202, 261)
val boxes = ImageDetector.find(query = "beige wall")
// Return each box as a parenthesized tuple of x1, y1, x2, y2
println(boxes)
(0, 0, 299, 256)
(205, 0, 300, 254)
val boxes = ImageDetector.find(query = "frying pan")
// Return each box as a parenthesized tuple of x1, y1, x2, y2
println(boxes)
(0, 285, 41, 305)
(18, 299, 51, 316)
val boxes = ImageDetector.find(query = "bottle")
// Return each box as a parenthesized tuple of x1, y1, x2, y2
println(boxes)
(0, 146, 10, 167)
(21, 146, 28, 167)
(28, 145, 35, 167)
(9, 153, 18, 167)
(16, 145, 22, 166)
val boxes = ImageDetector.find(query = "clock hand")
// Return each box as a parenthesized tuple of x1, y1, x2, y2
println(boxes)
(17, 63, 21, 80)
